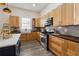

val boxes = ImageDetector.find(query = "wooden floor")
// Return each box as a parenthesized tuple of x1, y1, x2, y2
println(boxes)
(20, 40, 54, 56)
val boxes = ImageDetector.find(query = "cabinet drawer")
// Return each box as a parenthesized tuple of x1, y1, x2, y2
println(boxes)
(67, 49, 77, 56)
(20, 34, 26, 41)
(66, 40, 79, 56)
(49, 36, 64, 46)
(67, 40, 77, 51)
(49, 42, 63, 56)
(49, 46, 61, 55)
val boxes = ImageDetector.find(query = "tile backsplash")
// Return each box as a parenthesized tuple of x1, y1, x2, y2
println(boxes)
(55, 25, 79, 37)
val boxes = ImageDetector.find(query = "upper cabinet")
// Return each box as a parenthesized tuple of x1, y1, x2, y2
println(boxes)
(48, 5, 61, 26)
(48, 10, 54, 17)
(9, 16, 19, 27)
(53, 5, 61, 26)
(74, 3, 79, 25)
(40, 3, 79, 26)
(35, 18, 40, 27)
(61, 4, 66, 25)
(32, 18, 40, 27)
(61, 3, 74, 25)
(32, 18, 36, 27)
(61, 3, 79, 25)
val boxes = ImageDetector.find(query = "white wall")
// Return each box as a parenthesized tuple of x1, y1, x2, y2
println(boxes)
(40, 3, 63, 17)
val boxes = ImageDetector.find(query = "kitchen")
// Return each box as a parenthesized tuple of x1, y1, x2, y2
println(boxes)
(0, 3, 79, 56)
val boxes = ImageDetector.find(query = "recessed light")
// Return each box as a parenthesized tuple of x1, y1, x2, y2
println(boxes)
(32, 3, 36, 7)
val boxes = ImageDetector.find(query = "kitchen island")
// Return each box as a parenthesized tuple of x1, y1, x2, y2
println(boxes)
(0, 34, 21, 56)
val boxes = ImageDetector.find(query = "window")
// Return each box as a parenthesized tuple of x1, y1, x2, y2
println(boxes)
(20, 17, 32, 33)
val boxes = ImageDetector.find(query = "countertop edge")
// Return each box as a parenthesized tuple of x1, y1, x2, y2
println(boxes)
(0, 34, 21, 48)
(49, 34, 79, 43)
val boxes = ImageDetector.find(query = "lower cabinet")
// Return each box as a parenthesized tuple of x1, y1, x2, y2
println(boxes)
(66, 40, 79, 56)
(20, 32, 40, 42)
(36, 32, 40, 41)
(49, 35, 65, 56)
(20, 34, 27, 42)
(48, 35, 79, 56)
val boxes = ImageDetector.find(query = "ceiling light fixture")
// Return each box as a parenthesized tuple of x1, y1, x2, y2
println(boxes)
(3, 7, 12, 13)
(32, 3, 36, 7)
(1, 3, 12, 13)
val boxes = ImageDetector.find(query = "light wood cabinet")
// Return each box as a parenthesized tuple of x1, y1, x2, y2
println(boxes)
(48, 5, 61, 26)
(32, 18, 40, 27)
(40, 3, 79, 26)
(52, 9, 58, 26)
(32, 18, 36, 26)
(60, 3, 79, 25)
(61, 4, 74, 25)
(36, 32, 40, 41)
(56, 3, 79, 25)
(9, 16, 19, 27)
(49, 35, 65, 56)
(48, 35, 79, 56)
(66, 40, 79, 56)
(35, 18, 40, 27)
(53, 6, 61, 26)
(66, 4, 74, 25)
(48, 10, 54, 17)
(31, 32, 38, 40)
(20, 32, 40, 42)
(45, 3, 74, 26)
(74, 3, 79, 25)
(20, 34, 27, 42)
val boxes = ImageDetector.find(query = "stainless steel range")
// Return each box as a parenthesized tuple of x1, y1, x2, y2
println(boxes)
(40, 32, 48, 49)
(40, 17, 54, 50)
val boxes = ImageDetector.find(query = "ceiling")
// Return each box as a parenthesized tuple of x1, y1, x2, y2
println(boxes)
(8, 3, 49, 13)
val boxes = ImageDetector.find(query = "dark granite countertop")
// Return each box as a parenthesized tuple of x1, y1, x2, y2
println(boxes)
(54, 24, 79, 27)
(49, 33, 79, 43)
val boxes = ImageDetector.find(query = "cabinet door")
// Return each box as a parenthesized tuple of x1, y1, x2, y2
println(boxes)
(66, 40, 79, 56)
(32, 18, 35, 26)
(48, 35, 64, 56)
(61, 4, 74, 25)
(15, 17, 19, 27)
(58, 5, 62, 25)
(61, 4, 66, 25)
(53, 6, 61, 26)
(31, 32, 36, 40)
(20, 34, 27, 42)
(74, 3, 79, 25)
(37, 18, 40, 27)
(37, 32, 40, 41)
(9, 16, 15, 27)
(48, 10, 54, 17)
(26, 32, 39, 41)
(35, 18, 40, 27)
(9, 16, 19, 27)
(53, 8, 59, 26)
(32, 32, 39, 40)
(66, 4, 74, 25)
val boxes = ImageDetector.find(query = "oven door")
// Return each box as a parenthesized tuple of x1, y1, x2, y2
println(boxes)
(40, 33, 47, 49)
